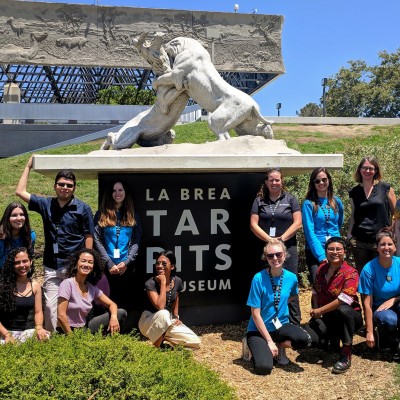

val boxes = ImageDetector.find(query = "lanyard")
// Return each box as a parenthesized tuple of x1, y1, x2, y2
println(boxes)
(268, 199, 281, 226)
(268, 269, 284, 313)
(317, 198, 330, 224)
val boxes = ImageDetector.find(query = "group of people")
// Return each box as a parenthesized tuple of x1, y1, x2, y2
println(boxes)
(1, 154, 399, 376)
(0, 155, 200, 350)
(247, 157, 400, 375)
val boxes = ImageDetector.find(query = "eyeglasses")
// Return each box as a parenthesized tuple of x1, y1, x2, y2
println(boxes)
(57, 182, 74, 189)
(265, 252, 283, 260)
(360, 166, 375, 172)
(314, 178, 328, 184)
(155, 261, 168, 267)
(327, 247, 344, 253)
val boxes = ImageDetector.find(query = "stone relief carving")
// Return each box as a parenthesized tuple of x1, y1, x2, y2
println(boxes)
(0, 0, 284, 72)
(101, 33, 273, 150)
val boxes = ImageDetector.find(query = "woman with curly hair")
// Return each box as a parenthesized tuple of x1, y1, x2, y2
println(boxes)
(0, 202, 36, 268)
(94, 180, 141, 310)
(57, 248, 127, 334)
(0, 248, 49, 344)
(302, 167, 344, 284)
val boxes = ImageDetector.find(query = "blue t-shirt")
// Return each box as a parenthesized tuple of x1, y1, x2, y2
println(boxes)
(302, 196, 344, 262)
(358, 256, 400, 310)
(0, 230, 36, 268)
(247, 269, 298, 333)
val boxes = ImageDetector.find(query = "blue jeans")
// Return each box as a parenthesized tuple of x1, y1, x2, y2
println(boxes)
(374, 302, 400, 332)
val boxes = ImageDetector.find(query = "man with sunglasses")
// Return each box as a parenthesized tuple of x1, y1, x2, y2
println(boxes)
(16, 155, 94, 331)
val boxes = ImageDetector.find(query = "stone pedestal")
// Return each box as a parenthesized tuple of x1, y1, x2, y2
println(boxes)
(32, 137, 343, 325)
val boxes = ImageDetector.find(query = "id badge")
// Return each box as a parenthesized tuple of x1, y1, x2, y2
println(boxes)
(272, 317, 282, 329)
(113, 248, 120, 258)
(53, 243, 59, 254)
(269, 227, 276, 237)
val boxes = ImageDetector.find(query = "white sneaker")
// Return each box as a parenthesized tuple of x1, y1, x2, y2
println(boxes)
(277, 348, 290, 365)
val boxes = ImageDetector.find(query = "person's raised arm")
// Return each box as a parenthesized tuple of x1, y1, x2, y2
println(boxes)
(147, 275, 167, 310)
(16, 155, 34, 204)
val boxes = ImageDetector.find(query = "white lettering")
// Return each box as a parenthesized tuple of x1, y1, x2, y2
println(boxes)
(146, 210, 167, 236)
(220, 279, 231, 290)
(159, 189, 169, 201)
(194, 188, 204, 200)
(189, 281, 196, 291)
(208, 188, 216, 200)
(146, 247, 164, 273)
(181, 279, 231, 292)
(210, 209, 230, 234)
(189, 245, 209, 271)
(173, 246, 182, 272)
(220, 188, 231, 199)
(215, 244, 232, 270)
(181, 188, 189, 200)
(198, 280, 205, 291)
(145, 189, 154, 201)
(175, 210, 199, 235)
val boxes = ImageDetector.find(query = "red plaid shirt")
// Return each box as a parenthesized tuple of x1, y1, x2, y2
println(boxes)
(314, 261, 361, 310)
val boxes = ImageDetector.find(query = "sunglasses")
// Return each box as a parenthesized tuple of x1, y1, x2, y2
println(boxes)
(314, 178, 328, 184)
(57, 182, 74, 189)
(265, 252, 283, 260)
(155, 261, 168, 267)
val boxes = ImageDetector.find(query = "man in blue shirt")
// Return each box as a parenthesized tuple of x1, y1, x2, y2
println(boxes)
(16, 155, 94, 331)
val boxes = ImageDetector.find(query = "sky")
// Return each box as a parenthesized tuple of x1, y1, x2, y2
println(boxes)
(32, 0, 400, 116)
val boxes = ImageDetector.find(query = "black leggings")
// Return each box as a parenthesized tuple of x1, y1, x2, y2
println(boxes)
(247, 323, 311, 375)
(304, 304, 363, 346)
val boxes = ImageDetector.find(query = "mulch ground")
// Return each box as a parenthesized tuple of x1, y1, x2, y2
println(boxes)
(191, 290, 399, 400)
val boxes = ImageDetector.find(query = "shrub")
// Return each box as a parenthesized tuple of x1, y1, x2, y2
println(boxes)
(0, 330, 236, 400)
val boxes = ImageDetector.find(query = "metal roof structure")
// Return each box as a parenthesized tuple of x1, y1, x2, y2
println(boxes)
(0, 64, 276, 104)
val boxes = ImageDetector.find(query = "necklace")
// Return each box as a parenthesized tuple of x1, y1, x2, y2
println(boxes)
(317, 198, 330, 223)
(165, 278, 174, 310)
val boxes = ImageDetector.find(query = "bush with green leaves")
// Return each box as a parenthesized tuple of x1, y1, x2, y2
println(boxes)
(0, 330, 236, 400)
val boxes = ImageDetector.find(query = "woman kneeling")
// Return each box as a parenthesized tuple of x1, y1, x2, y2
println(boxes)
(246, 239, 311, 375)
(57, 249, 127, 334)
(304, 237, 363, 374)
(139, 250, 200, 349)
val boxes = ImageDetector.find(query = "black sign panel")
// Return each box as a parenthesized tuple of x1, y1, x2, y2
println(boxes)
(98, 172, 265, 325)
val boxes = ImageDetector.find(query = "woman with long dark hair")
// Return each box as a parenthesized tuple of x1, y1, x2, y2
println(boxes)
(0, 248, 49, 343)
(0, 202, 35, 268)
(358, 228, 400, 361)
(94, 180, 141, 310)
(57, 248, 127, 334)
(250, 168, 302, 324)
(348, 157, 396, 272)
(302, 167, 344, 284)
(139, 250, 200, 349)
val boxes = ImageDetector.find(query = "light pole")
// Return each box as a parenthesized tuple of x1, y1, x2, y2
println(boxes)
(321, 78, 327, 117)
(276, 102, 282, 117)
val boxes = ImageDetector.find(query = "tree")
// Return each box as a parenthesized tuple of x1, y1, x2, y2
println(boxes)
(96, 86, 156, 105)
(296, 102, 323, 117)
(325, 49, 400, 117)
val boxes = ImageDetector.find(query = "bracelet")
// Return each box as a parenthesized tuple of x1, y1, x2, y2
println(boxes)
(35, 325, 43, 330)
(173, 314, 180, 320)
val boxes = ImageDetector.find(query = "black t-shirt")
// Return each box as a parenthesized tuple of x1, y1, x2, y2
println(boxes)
(349, 181, 391, 243)
(143, 275, 183, 313)
(250, 192, 301, 247)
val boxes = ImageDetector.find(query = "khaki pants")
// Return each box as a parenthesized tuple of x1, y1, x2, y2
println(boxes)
(139, 310, 200, 349)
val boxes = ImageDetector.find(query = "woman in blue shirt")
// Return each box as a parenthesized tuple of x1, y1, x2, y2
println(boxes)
(94, 180, 142, 311)
(245, 239, 311, 375)
(0, 202, 35, 268)
(302, 168, 344, 284)
(358, 228, 400, 361)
